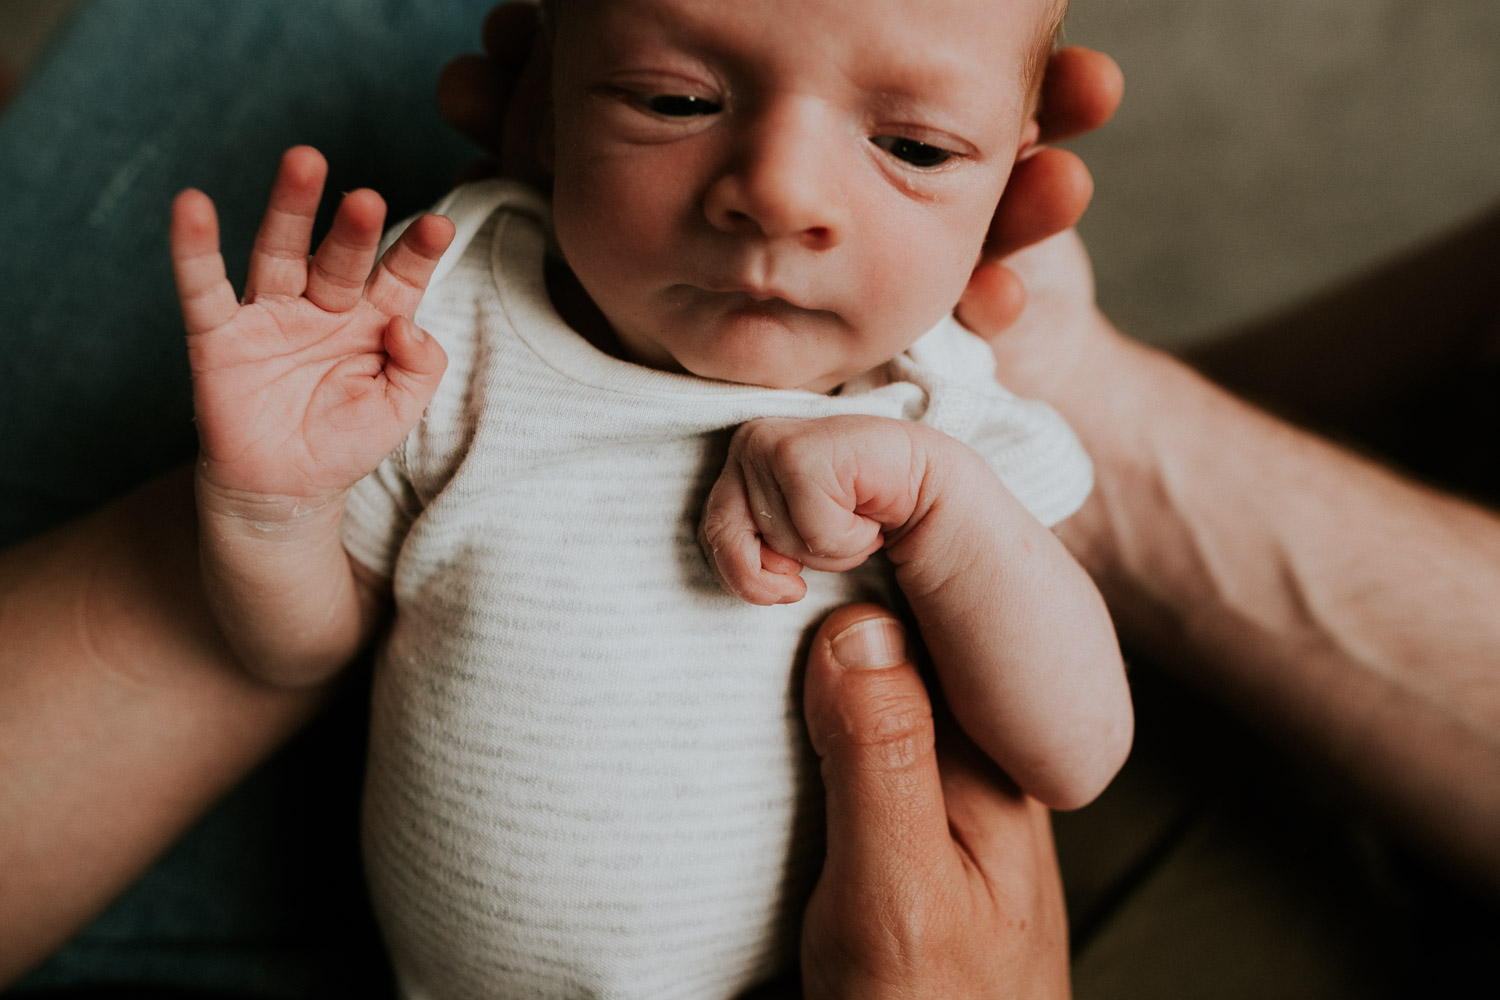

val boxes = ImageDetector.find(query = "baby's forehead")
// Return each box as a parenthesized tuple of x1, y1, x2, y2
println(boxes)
(550, 0, 1064, 42)
(549, 0, 1065, 89)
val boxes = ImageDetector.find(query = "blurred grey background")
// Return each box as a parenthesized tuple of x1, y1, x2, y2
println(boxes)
(5, 0, 1497, 349)
(1064, 0, 1500, 347)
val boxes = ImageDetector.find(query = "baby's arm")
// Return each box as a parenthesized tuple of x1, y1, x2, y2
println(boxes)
(170, 147, 454, 687)
(702, 415, 1131, 810)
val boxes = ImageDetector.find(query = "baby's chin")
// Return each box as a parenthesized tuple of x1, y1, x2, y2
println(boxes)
(669, 315, 871, 394)
(680, 355, 861, 395)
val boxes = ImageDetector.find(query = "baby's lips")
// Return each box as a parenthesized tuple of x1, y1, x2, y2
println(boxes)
(697, 277, 817, 311)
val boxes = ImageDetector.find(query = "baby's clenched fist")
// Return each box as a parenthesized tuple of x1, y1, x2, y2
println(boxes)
(699, 415, 949, 605)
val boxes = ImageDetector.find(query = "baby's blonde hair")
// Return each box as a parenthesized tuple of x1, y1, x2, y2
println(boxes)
(1025, 0, 1071, 113)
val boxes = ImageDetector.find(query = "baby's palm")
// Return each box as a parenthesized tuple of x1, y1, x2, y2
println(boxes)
(172, 147, 454, 501)
(190, 294, 431, 496)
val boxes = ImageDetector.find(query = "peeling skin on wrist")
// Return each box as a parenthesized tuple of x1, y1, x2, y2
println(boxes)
(196, 476, 349, 533)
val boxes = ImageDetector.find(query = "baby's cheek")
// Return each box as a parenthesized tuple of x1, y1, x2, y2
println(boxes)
(860, 243, 973, 342)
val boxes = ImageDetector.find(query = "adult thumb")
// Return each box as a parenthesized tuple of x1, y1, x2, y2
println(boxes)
(803, 605, 953, 890)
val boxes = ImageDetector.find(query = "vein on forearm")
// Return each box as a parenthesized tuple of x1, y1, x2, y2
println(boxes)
(1067, 336, 1500, 884)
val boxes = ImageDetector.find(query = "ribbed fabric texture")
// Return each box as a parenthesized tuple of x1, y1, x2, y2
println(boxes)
(343, 181, 1093, 999)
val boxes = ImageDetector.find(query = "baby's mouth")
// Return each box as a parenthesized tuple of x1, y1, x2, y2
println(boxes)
(669, 281, 843, 326)
(719, 293, 839, 327)
(697, 283, 820, 315)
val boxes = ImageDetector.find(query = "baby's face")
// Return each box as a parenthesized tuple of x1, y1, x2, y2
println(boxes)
(548, 0, 1059, 392)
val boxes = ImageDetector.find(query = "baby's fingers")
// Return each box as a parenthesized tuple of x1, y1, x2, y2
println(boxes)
(701, 476, 807, 606)
(244, 146, 327, 300)
(771, 472, 884, 572)
(306, 189, 387, 313)
(170, 189, 239, 337)
(380, 316, 449, 427)
(365, 214, 457, 318)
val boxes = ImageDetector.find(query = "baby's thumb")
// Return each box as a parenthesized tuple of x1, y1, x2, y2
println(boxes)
(383, 316, 448, 409)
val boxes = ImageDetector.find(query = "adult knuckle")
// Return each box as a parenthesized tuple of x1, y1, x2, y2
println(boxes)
(879, 875, 952, 944)
(835, 881, 961, 987)
(841, 686, 935, 770)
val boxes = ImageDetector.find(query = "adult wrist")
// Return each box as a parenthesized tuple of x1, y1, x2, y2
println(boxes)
(1043, 320, 1169, 588)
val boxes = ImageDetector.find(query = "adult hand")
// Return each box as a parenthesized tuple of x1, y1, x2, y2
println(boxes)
(437, 2, 552, 188)
(967, 227, 1114, 405)
(795, 605, 1072, 999)
(435, 3, 1123, 324)
(958, 48, 1124, 334)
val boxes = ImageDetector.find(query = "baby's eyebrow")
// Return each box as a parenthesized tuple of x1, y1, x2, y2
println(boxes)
(861, 46, 974, 99)
(851, 42, 1026, 136)
(863, 73, 1015, 143)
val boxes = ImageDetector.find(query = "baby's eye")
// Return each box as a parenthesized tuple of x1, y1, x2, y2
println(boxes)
(870, 135, 953, 168)
(641, 94, 722, 117)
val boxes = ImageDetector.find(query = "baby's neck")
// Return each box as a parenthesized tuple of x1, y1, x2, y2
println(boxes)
(545, 256, 631, 364)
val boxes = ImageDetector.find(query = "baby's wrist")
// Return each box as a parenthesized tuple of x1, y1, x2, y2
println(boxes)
(883, 424, 978, 533)
(883, 430, 1026, 584)
(193, 468, 366, 687)
(194, 467, 348, 541)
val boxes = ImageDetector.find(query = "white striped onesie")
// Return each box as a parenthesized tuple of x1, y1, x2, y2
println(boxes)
(342, 180, 1093, 1000)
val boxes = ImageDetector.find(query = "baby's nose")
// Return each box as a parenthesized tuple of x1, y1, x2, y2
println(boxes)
(702, 102, 848, 249)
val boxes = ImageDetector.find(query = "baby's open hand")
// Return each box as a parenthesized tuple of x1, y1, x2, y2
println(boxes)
(700, 415, 940, 605)
(172, 146, 455, 506)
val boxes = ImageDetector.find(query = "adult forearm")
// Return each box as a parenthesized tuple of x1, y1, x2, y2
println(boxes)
(1058, 323, 1500, 890)
(0, 468, 328, 985)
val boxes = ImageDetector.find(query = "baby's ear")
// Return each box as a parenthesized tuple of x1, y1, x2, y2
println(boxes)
(1015, 117, 1043, 160)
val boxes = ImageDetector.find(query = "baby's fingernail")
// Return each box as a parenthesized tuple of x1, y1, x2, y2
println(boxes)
(830, 616, 907, 671)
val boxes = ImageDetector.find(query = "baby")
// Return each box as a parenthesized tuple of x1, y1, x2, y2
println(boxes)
(171, 0, 1129, 996)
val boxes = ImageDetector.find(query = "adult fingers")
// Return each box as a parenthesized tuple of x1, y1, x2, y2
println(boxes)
(497, 29, 554, 190)
(802, 607, 955, 903)
(956, 147, 1092, 335)
(436, 3, 541, 156)
(934, 731, 1074, 997)
(801, 608, 1075, 999)
(955, 259, 1028, 336)
(987, 146, 1094, 262)
(436, 54, 508, 156)
(482, 1, 543, 64)
(364, 214, 456, 319)
(954, 47, 1116, 332)
(1037, 47, 1124, 144)
(305, 189, 387, 313)
(170, 189, 239, 337)
(243, 146, 327, 300)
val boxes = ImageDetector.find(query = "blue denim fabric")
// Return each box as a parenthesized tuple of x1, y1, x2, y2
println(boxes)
(0, 0, 493, 541)
(2, 1, 493, 994)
